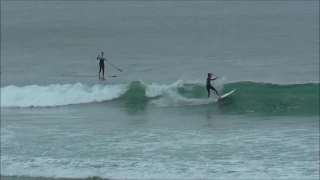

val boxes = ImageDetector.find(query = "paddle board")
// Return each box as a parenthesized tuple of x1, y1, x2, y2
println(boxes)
(99, 75, 117, 80)
(218, 89, 236, 100)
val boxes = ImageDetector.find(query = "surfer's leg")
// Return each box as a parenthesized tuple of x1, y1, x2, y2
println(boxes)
(102, 64, 105, 78)
(210, 85, 220, 97)
(98, 65, 102, 79)
(206, 86, 210, 98)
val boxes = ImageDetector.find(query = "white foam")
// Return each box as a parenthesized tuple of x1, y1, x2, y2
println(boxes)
(0, 128, 15, 142)
(1, 82, 128, 108)
(145, 80, 186, 97)
(146, 79, 222, 107)
(1, 155, 317, 180)
(1, 79, 225, 108)
(151, 93, 217, 107)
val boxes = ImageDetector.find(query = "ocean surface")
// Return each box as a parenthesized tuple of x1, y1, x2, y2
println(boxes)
(1, 1, 319, 179)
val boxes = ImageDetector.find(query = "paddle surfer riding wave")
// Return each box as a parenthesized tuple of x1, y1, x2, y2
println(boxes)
(206, 73, 221, 99)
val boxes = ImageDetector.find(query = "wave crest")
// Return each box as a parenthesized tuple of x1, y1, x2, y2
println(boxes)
(1, 82, 128, 108)
(1, 80, 319, 115)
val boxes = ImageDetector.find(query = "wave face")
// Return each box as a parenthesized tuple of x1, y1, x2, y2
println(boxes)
(1, 81, 319, 116)
(217, 81, 319, 116)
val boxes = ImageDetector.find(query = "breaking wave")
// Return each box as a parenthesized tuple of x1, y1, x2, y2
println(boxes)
(1, 80, 319, 115)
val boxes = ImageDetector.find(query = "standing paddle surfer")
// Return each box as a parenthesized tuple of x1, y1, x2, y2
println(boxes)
(206, 73, 221, 99)
(97, 52, 107, 79)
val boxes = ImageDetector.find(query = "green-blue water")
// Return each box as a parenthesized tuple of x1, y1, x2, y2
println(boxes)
(1, 1, 319, 179)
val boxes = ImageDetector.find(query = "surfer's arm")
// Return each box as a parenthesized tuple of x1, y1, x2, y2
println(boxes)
(211, 77, 218, 81)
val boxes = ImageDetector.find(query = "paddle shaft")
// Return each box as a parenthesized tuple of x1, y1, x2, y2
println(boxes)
(106, 60, 122, 72)
(211, 73, 220, 78)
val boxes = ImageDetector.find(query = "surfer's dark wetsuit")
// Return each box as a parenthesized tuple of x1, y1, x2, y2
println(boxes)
(206, 74, 220, 98)
(99, 59, 105, 77)
(97, 55, 106, 78)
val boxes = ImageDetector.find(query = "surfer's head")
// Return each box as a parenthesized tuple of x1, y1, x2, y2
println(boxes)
(208, 73, 212, 77)
(101, 52, 104, 56)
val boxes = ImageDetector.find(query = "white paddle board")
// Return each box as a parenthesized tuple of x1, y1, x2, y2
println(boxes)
(218, 89, 236, 100)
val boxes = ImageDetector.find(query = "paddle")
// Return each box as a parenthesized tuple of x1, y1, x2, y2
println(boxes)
(106, 60, 123, 72)
(211, 73, 220, 79)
